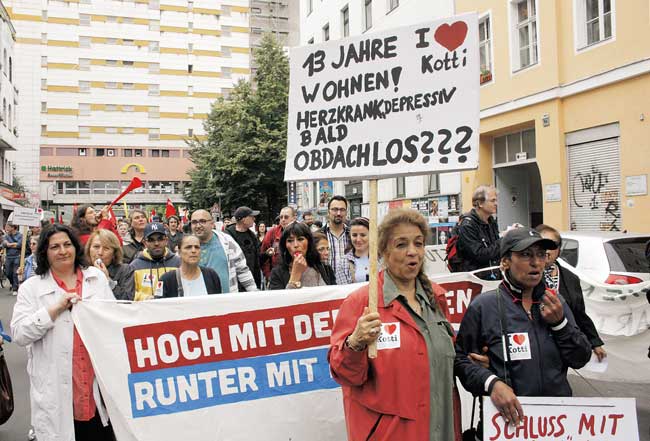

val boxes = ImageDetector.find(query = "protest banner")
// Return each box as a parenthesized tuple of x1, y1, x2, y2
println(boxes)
(285, 13, 479, 182)
(483, 396, 639, 441)
(8, 206, 41, 274)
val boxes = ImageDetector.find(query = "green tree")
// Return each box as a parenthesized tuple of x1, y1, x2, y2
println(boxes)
(185, 33, 289, 222)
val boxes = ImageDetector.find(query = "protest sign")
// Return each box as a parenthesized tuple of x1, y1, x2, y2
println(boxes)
(483, 396, 639, 441)
(10, 206, 41, 227)
(285, 13, 479, 182)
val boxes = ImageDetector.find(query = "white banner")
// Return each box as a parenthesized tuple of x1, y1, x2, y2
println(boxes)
(285, 13, 479, 182)
(483, 396, 639, 441)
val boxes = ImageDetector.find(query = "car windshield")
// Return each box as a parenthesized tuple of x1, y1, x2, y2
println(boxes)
(604, 238, 650, 273)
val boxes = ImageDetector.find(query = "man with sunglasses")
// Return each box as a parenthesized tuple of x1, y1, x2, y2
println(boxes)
(191, 209, 257, 293)
(454, 227, 591, 435)
(130, 222, 180, 301)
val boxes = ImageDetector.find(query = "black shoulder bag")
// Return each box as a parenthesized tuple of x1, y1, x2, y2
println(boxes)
(0, 346, 14, 425)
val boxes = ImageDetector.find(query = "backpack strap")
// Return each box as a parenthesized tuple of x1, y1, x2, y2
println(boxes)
(175, 269, 184, 297)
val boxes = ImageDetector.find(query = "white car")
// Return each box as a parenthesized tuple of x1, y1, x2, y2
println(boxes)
(559, 231, 650, 284)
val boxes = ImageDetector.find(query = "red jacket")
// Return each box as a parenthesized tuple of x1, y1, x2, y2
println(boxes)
(78, 219, 123, 246)
(328, 271, 462, 441)
(260, 225, 283, 278)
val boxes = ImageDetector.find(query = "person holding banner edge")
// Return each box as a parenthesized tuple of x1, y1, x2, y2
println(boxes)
(454, 228, 592, 435)
(11, 224, 116, 441)
(329, 208, 462, 441)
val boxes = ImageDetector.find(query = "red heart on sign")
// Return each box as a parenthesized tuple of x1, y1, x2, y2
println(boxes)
(513, 334, 526, 345)
(385, 324, 397, 335)
(434, 21, 468, 52)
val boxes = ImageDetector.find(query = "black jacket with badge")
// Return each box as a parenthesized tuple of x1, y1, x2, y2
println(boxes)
(225, 224, 261, 289)
(454, 277, 591, 398)
(456, 209, 501, 272)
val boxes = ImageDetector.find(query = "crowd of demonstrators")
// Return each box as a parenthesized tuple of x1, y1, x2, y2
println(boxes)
(455, 186, 501, 273)
(130, 223, 180, 300)
(161, 235, 222, 297)
(165, 215, 184, 253)
(536, 224, 606, 361)
(226, 207, 262, 290)
(343, 217, 370, 284)
(11, 224, 116, 441)
(269, 222, 336, 290)
(122, 209, 147, 264)
(312, 232, 330, 264)
(86, 229, 135, 301)
(322, 196, 351, 285)
(190, 209, 257, 293)
(261, 206, 297, 281)
(329, 208, 461, 441)
(454, 228, 592, 433)
(2, 221, 22, 295)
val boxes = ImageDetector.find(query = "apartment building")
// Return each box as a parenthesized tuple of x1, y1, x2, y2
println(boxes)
(6, 0, 252, 216)
(0, 0, 20, 223)
(250, 0, 300, 49)
(456, 0, 650, 233)
(297, 0, 458, 245)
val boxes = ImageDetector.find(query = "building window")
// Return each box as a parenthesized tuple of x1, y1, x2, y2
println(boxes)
(106, 82, 118, 89)
(96, 148, 105, 156)
(107, 148, 115, 157)
(79, 103, 91, 116)
(322, 23, 330, 41)
(149, 128, 160, 140)
(188, 128, 194, 137)
(149, 20, 160, 31)
(149, 84, 160, 96)
(479, 15, 493, 84)
(341, 6, 350, 37)
(428, 173, 440, 194)
(161, 149, 170, 158)
(364, 0, 373, 31)
(123, 82, 135, 89)
(188, 85, 193, 96)
(40, 124, 47, 135)
(79, 58, 90, 70)
(41, 56, 48, 67)
(79, 148, 87, 156)
(388, 0, 399, 13)
(122, 127, 135, 134)
(149, 106, 160, 118)
(106, 59, 118, 66)
(106, 127, 118, 134)
(79, 81, 90, 92)
(396, 177, 405, 198)
(123, 39, 135, 46)
(576, 0, 613, 49)
(151, 149, 160, 157)
(79, 36, 91, 48)
(106, 104, 117, 112)
(188, 106, 194, 117)
(80, 14, 90, 25)
(511, 0, 538, 71)
(493, 128, 536, 165)
(134, 149, 143, 157)
(41, 102, 47, 113)
(149, 63, 160, 74)
(123, 105, 134, 112)
(122, 60, 134, 67)
(124, 149, 133, 157)
(188, 43, 194, 52)
(41, 79, 47, 90)
(149, 41, 159, 52)
(188, 64, 193, 73)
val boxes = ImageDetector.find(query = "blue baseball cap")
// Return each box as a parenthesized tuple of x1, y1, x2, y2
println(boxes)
(144, 222, 166, 239)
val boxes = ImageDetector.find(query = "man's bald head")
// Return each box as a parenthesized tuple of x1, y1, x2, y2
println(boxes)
(190, 209, 214, 243)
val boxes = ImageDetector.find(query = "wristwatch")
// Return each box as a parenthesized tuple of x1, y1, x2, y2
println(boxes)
(287, 280, 302, 289)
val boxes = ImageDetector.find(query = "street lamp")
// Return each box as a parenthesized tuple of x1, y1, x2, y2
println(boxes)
(45, 184, 55, 212)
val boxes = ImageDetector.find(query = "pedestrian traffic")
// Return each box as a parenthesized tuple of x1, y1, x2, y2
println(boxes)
(11, 224, 116, 441)
(313, 232, 330, 264)
(86, 229, 135, 301)
(123, 209, 148, 264)
(455, 228, 591, 431)
(256, 222, 267, 243)
(190, 209, 257, 293)
(342, 217, 370, 284)
(160, 235, 222, 297)
(456, 185, 501, 273)
(165, 215, 184, 253)
(226, 207, 262, 289)
(17, 237, 39, 282)
(130, 222, 180, 300)
(329, 208, 461, 441)
(322, 195, 351, 285)
(2, 221, 22, 296)
(261, 207, 297, 281)
(268, 222, 335, 290)
(536, 224, 607, 361)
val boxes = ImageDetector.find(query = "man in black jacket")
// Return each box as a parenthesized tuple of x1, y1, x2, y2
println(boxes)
(226, 207, 262, 289)
(456, 186, 501, 273)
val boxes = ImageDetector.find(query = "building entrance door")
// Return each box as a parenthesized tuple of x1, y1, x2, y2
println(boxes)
(494, 162, 543, 230)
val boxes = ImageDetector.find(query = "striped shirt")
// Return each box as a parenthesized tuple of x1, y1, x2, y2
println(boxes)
(323, 224, 350, 285)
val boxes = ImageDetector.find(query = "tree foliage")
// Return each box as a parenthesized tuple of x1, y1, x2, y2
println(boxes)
(185, 33, 289, 221)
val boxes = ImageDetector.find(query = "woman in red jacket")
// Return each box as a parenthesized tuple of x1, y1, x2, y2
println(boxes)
(328, 208, 461, 441)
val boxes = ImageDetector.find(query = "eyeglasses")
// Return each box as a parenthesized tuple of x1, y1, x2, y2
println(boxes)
(191, 219, 211, 226)
(329, 208, 347, 213)
(513, 250, 548, 261)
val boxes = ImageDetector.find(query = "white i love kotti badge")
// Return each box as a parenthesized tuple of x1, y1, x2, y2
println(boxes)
(377, 322, 401, 350)
(507, 332, 532, 361)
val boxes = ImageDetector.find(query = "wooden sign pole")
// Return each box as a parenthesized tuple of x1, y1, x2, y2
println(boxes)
(18, 226, 28, 273)
(367, 179, 379, 359)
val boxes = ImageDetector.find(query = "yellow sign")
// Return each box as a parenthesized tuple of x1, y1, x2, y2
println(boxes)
(121, 163, 147, 174)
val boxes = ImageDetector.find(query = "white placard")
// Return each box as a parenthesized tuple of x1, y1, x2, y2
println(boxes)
(11, 206, 41, 227)
(484, 396, 638, 441)
(625, 175, 647, 196)
(285, 13, 479, 182)
(545, 183, 562, 202)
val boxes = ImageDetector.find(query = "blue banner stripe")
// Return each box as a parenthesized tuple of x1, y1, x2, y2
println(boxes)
(127, 347, 339, 418)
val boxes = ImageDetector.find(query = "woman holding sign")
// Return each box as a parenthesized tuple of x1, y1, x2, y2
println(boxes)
(329, 209, 461, 441)
(454, 228, 591, 434)
(11, 224, 116, 441)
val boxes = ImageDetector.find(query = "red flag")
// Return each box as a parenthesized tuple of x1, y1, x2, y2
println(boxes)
(165, 198, 176, 218)
(150, 208, 156, 222)
(58, 213, 63, 224)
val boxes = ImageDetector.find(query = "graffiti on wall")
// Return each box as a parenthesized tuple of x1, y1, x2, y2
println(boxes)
(571, 165, 620, 231)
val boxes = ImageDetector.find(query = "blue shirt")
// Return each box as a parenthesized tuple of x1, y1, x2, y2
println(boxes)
(200, 232, 230, 292)
(4, 232, 22, 259)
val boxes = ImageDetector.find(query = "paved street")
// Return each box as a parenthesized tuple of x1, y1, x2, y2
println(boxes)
(0, 285, 647, 441)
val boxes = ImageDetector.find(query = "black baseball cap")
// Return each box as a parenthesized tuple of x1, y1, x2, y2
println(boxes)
(144, 222, 166, 239)
(234, 206, 259, 220)
(500, 227, 558, 257)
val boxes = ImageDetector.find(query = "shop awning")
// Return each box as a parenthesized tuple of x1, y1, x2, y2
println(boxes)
(0, 195, 22, 210)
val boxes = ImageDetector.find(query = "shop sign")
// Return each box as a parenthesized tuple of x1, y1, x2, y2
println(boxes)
(41, 165, 73, 178)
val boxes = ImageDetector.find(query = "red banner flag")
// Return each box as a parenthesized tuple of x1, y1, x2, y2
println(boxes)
(165, 198, 176, 218)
